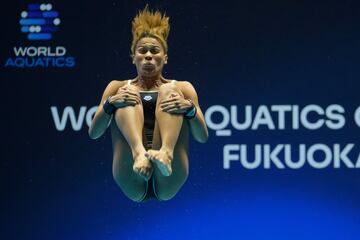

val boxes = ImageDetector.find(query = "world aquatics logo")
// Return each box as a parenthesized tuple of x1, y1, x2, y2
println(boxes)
(4, 3, 76, 68)
(20, 3, 60, 40)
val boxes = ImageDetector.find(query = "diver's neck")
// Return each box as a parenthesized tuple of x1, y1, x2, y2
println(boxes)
(137, 74, 163, 90)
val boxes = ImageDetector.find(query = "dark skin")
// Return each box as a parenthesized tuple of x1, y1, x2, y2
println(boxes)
(89, 37, 208, 201)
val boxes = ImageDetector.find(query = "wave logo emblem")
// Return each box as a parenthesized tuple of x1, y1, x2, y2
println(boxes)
(143, 95, 153, 101)
(20, 3, 60, 40)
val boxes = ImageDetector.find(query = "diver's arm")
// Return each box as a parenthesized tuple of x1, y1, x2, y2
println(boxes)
(181, 81, 209, 143)
(88, 80, 121, 139)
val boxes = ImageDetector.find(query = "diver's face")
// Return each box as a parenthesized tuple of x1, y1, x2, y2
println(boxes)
(133, 37, 168, 77)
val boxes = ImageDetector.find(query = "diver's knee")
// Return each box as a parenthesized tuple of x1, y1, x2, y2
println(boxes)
(127, 85, 140, 95)
(116, 84, 140, 97)
(159, 83, 183, 98)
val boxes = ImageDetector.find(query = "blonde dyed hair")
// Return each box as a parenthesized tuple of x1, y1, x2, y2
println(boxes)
(131, 5, 170, 54)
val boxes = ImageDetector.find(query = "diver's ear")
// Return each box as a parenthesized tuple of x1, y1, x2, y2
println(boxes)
(164, 54, 168, 64)
(131, 54, 135, 64)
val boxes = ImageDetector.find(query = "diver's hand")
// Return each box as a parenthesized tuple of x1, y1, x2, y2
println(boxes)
(109, 85, 141, 108)
(160, 93, 193, 114)
(133, 156, 153, 181)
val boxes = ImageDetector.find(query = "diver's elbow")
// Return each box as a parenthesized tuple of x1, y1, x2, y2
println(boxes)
(88, 131, 96, 140)
(88, 128, 100, 140)
(196, 133, 208, 143)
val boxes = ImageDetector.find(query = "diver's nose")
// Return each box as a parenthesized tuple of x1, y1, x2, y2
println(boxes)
(144, 50, 153, 60)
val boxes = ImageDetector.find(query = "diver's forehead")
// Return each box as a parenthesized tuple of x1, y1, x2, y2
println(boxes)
(137, 37, 162, 47)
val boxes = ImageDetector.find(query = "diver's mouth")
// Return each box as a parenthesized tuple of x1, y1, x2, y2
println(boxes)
(143, 63, 155, 70)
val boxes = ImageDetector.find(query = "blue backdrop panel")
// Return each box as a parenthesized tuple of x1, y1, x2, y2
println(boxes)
(1, 0, 359, 239)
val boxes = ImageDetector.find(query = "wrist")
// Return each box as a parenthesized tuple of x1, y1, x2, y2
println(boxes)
(184, 99, 197, 119)
(103, 96, 116, 115)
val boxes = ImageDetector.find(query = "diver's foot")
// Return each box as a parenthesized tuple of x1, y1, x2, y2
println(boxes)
(145, 148, 173, 176)
(133, 150, 153, 181)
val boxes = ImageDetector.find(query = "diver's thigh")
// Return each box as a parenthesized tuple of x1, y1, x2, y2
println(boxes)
(152, 121, 189, 200)
(111, 125, 147, 201)
(153, 154, 189, 201)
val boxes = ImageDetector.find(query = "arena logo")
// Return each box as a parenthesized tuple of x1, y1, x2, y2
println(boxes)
(4, 3, 75, 68)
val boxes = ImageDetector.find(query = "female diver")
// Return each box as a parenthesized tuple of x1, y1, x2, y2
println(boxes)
(88, 6, 208, 202)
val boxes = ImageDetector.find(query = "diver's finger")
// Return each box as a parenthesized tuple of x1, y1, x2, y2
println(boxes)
(160, 100, 181, 108)
(124, 95, 138, 102)
(162, 104, 184, 112)
(160, 97, 181, 104)
(122, 90, 139, 97)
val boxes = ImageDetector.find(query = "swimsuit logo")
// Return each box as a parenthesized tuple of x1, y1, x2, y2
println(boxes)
(4, 3, 76, 68)
(143, 95, 153, 101)
(20, 3, 60, 40)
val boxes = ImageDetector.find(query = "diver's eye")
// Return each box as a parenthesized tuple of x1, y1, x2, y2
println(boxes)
(150, 47, 160, 54)
(137, 47, 148, 54)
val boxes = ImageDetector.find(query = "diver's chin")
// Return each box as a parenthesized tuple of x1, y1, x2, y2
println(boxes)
(140, 70, 157, 77)
(141, 66, 158, 75)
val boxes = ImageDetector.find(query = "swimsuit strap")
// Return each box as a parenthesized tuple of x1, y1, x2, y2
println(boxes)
(128, 79, 175, 88)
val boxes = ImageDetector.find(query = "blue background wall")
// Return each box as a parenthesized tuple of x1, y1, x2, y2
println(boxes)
(1, 0, 360, 239)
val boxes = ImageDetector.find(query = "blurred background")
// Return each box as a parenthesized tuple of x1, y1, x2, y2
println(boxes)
(1, 0, 360, 239)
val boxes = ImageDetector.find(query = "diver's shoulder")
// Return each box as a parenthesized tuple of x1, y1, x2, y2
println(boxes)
(109, 79, 130, 85)
(107, 79, 131, 88)
(172, 80, 195, 89)
(102, 80, 130, 94)
(168, 79, 189, 85)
